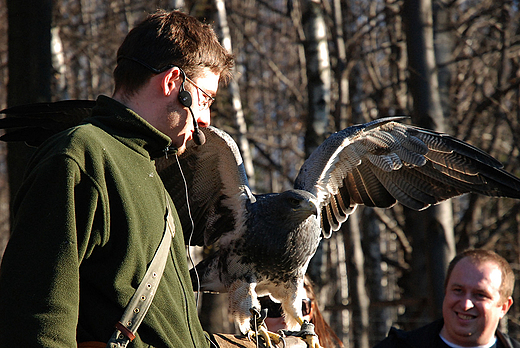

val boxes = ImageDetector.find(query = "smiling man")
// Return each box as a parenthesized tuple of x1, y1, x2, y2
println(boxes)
(374, 249, 519, 348)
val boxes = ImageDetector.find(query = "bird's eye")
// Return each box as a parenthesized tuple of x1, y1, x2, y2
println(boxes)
(289, 198, 301, 206)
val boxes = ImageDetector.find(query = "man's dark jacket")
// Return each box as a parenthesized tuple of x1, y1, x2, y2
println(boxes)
(373, 319, 520, 348)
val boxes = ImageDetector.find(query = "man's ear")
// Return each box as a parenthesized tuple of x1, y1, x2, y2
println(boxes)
(160, 67, 181, 97)
(500, 297, 513, 318)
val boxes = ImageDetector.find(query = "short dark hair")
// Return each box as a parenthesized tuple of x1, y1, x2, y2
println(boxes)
(113, 10, 234, 96)
(444, 249, 515, 302)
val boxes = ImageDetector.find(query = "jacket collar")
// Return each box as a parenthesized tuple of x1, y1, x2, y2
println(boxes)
(88, 95, 174, 159)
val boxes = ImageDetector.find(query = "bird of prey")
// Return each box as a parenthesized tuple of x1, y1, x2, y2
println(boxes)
(157, 118, 520, 347)
(2, 101, 520, 347)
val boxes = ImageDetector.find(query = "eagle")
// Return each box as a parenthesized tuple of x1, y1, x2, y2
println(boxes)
(2, 101, 520, 347)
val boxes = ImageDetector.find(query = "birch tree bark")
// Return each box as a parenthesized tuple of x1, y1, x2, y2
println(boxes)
(347, 212, 370, 348)
(301, 0, 331, 157)
(215, 0, 255, 189)
(302, 0, 333, 319)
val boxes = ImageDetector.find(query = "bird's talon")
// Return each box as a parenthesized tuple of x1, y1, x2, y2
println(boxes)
(302, 334, 322, 348)
(247, 330, 255, 341)
(246, 326, 283, 347)
(281, 319, 322, 348)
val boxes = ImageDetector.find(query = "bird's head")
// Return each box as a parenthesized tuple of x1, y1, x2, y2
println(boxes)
(249, 190, 320, 232)
(279, 190, 319, 221)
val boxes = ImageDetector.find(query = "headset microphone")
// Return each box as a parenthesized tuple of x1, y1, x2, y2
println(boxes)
(178, 73, 206, 146)
(190, 112, 205, 146)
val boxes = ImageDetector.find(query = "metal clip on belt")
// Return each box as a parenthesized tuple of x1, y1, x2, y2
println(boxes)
(106, 200, 176, 348)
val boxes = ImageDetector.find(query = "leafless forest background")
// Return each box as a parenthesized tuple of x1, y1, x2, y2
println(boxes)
(1, 0, 520, 347)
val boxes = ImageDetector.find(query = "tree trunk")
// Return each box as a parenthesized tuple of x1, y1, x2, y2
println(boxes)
(302, 1, 335, 336)
(402, 0, 456, 322)
(331, 0, 349, 130)
(301, 0, 331, 157)
(433, 1, 454, 121)
(215, 0, 255, 190)
(6, 0, 52, 215)
(347, 211, 370, 348)
(362, 208, 391, 343)
(169, 0, 185, 8)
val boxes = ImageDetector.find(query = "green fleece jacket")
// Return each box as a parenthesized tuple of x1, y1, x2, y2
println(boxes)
(0, 96, 209, 348)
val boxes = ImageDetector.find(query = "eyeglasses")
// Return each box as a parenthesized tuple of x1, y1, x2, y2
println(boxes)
(116, 56, 215, 111)
(184, 76, 215, 112)
(259, 297, 312, 318)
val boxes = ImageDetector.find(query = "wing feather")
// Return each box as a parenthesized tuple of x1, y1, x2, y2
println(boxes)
(0, 100, 96, 146)
(370, 166, 441, 209)
(295, 117, 520, 238)
(156, 126, 252, 246)
(354, 163, 397, 207)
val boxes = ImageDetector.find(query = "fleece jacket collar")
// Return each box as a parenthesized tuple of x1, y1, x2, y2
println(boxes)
(86, 95, 177, 159)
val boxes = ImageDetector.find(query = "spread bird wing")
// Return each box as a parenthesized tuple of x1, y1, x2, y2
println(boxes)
(294, 116, 520, 238)
(156, 126, 254, 246)
(0, 100, 96, 146)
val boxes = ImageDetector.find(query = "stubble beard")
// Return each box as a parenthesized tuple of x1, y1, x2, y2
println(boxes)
(165, 100, 190, 155)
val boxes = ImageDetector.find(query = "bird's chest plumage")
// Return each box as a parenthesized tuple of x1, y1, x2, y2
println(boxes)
(240, 213, 321, 282)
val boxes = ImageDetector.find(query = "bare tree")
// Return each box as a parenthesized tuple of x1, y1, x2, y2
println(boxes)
(215, 0, 255, 189)
(6, 0, 52, 216)
(301, 0, 331, 157)
(347, 212, 370, 348)
(401, 0, 456, 322)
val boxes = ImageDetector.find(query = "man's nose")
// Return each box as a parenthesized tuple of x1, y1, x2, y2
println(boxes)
(197, 110, 211, 128)
(462, 298, 474, 311)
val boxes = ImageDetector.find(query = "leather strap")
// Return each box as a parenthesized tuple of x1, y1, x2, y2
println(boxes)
(106, 200, 175, 348)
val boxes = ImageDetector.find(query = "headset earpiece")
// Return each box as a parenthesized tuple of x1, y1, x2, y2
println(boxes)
(177, 67, 205, 146)
(177, 68, 193, 107)
(178, 90, 192, 107)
